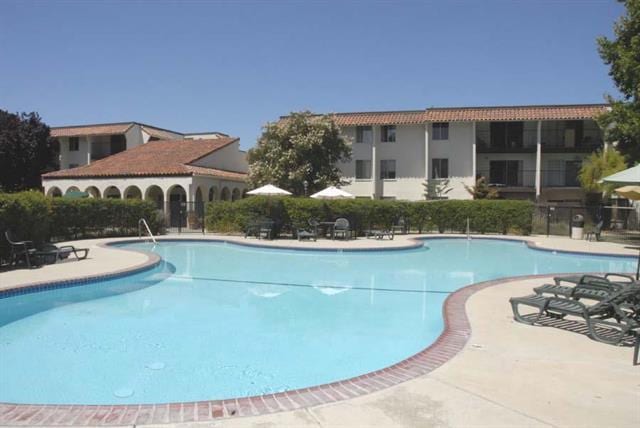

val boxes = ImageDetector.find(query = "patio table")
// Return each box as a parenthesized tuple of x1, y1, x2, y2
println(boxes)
(319, 221, 336, 240)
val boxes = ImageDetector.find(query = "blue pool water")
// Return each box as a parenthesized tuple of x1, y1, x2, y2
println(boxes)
(0, 239, 634, 404)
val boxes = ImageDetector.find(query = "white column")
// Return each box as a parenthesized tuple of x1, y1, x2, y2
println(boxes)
(535, 121, 542, 199)
(371, 126, 378, 199)
(86, 137, 92, 165)
(424, 124, 430, 181)
(471, 122, 477, 182)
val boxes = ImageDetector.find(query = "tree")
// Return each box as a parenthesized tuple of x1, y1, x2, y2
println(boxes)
(0, 110, 57, 192)
(465, 176, 499, 199)
(423, 178, 452, 200)
(596, 0, 640, 162)
(578, 148, 628, 196)
(247, 111, 352, 195)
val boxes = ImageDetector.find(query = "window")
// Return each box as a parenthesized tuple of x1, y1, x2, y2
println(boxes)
(355, 160, 372, 179)
(381, 125, 396, 143)
(69, 137, 79, 151)
(355, 126, 373, 144)
(380, 160, 396, 179)
(431, 158, 449, 179)
(432, 123, 449, 140)
(489, 160, 522, 186)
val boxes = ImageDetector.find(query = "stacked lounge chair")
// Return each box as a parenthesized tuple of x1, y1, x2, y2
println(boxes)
(510, 273, 640, 365)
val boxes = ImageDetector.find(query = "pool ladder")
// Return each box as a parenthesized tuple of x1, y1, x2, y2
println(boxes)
(138, 218, 157, 244)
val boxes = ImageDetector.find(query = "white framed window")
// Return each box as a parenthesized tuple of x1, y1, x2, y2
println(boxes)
(380, 159, 396, 179)
(355, 126, 373, 144)
(432, 123, 449, 140)
(432, 158, 449, 179)
(69, 137, 80, 151)
(355, 160, 372, 179)
(381, 125, 396, 143)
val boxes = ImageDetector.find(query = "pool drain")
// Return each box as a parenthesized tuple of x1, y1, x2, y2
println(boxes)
(114, 388, 134, 398)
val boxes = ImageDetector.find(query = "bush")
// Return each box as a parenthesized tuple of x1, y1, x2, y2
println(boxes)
(205, 198, 534, 236)
(0, 191, 163, 263)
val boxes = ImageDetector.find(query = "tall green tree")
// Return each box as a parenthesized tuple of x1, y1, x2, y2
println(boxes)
(0, 110, 57, 191)
(247, 111, 352, 196)
(578, 148, 627, 195)
(597, 0, 640, 161)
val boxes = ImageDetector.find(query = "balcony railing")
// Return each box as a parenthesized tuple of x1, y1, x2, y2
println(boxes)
(476, 169, 581, 188)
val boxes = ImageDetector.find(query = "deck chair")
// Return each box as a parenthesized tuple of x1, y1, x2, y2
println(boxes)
(510, 284, 640, 346)
(37, 243, 89, 264)
(5, 230, 38, 268)
(333, 218, 352, 240)
(533, 273, 634, 299)
(297, 219, 319, 241)
(585, 220, 604, 242)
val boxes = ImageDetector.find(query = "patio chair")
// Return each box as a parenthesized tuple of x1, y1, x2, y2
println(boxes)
(297, 219, 319, 241)
(365, 226, 394, 240)
(258, 219, 275, 240)
(510, 283, 640, 346)
(533, 273, 634, 299)
(333, 218, 352, 240)
(585, 220, 604, 242)
(5, 230, 39, 268)
(392, 217, 409, 235)
(36, 243, 90, 264)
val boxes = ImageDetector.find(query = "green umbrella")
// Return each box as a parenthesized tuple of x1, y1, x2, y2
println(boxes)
(63, 191, 90, 199)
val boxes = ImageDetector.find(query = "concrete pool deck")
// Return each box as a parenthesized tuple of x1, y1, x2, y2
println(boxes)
(0, 234, 639, 427)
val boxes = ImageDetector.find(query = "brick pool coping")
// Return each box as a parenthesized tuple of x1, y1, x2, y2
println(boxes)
(0, 236, 635, 426)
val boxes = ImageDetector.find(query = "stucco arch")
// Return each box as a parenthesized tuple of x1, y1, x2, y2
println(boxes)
(85, 186, 101, 198)
(208, 186, 217, 202)
(231, 188, 241, 201)
(167, 185, 187, 228)
(145, 185, 164, 210)
(65, 186, 80, 195)
(104, 186, 121, 199)
(47, 187, 62, 197)
(220, 187, 230, 201)
(123, 185, 142, 199)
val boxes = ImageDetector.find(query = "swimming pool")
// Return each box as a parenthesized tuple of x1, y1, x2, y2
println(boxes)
(0, 238, 634, 405)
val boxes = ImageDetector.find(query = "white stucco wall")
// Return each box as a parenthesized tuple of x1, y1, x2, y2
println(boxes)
(428, 122, 474, 200)
(191, 141, 248, 173)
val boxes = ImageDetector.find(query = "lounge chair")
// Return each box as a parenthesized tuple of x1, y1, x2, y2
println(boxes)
(297, 219, 319, 241)
(5, 231, 38, 268)
(365, 227, 394, 240)
(392, 217, 409, 235)
(533, 273, 634, 299)
(245, 218, 274, 240)
(333, 218, 352, 240)
(510, 283, 640, 346)
(36, 243, 89, 264)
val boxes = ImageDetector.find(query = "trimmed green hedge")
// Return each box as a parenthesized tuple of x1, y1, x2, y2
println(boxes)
(205, 197, 534, 236)
(0, 191, 163, 263)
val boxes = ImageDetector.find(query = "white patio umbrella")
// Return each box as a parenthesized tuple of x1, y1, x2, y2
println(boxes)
(310, 186, 355, 200)
(246, 184, 292, 196)
(600, 164, 640, 185)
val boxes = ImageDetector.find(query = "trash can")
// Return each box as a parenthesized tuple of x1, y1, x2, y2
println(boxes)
(571, 214, 584, 240)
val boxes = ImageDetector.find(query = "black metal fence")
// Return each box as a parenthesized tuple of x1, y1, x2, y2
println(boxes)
(163, 201, 205, 234)
(534, 204, 640, 243)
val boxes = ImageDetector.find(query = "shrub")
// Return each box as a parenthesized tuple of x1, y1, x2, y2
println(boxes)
(205, 198, 534, 236)
(0, 191, 162, 263)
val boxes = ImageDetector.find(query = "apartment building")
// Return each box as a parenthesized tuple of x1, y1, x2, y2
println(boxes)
(326, 104, 607, 203)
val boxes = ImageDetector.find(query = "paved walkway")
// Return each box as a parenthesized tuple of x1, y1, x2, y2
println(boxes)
(1, 234, 639, 427)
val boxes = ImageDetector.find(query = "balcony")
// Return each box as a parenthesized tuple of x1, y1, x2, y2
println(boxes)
(476, 169, 581, 188)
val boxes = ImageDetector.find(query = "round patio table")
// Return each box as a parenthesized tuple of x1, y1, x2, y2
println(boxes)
(319, 221, 336, 240)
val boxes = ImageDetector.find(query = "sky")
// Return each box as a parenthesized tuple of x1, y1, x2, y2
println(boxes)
(0, 0, 625, 150)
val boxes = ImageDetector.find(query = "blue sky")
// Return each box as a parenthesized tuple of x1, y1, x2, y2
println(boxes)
(0, 0, 624, 149)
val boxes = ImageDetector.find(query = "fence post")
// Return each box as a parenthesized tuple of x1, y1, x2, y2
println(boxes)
(568, 208, 573, 238)
(546, 206, 550, 237)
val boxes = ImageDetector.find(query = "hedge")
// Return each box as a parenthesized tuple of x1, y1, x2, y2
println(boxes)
(0, 191, 163, 263)
(205, 197, 534, 236)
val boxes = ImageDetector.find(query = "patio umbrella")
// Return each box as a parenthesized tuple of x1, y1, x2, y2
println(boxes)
(63, 191, 89, 199)
(600, 164, 640, 184)
(615, 186, 640, 201)
(310, 186, 355, 200)
(246, 184, 292, 196)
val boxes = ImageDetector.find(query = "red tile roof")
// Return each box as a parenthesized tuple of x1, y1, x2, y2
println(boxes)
(423, 104, 609, 122)
(42, 138, 246, 181)
(328, 110, 426, 126)
(50, 123, 135, 138)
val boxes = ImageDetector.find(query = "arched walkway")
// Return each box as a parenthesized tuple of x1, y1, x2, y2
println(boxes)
(220, 187, 230, 201)
(47, 187, 62, 197)
(85, 186, 101, 198)
(65, 186, 80, 195)
(167, 185, 187, 228)
(145, 185, 164, 210)
(208, 186, 217, 202)
(104, 186, 121, 199)
(123, 185, 142, 199)
(231, 188, 241, 201)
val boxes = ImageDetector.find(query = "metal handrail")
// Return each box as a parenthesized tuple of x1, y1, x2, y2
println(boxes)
(138, 218, 157, 244)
